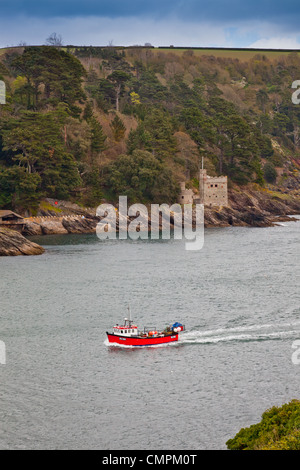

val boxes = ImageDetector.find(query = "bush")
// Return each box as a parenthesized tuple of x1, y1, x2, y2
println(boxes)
(226, 400, 300, 450)
(264, 161, 277, 183)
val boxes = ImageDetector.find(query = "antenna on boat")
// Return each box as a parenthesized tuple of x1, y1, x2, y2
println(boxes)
(127, 304, 132, 326)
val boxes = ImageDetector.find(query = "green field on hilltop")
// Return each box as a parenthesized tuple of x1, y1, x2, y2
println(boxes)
(1, 45, 300, 61)
(153, 47, 300, 60)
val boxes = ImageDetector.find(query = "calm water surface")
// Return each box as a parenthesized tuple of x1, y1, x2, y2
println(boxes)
(0, 218, 299, 450)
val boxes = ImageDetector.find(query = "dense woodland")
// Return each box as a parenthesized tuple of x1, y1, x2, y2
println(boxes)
(0, 45, 300, 212)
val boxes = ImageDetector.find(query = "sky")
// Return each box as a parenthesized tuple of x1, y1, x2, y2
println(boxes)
(0, 0, 300, 49)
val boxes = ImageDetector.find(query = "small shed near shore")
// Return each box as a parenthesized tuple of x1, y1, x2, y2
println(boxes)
(0, 211, 25, 232)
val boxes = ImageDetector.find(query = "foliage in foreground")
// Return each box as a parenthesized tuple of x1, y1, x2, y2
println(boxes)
(226, 400, 300, 450)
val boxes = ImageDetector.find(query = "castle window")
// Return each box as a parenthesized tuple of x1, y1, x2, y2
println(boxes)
(215, 184, 218, 187)
(210, 184, 213, 187)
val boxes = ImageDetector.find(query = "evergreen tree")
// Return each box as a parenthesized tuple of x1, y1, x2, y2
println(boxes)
(90, 116, 107, 161)
(104, 150, 179, 203)
(12, 46, 86, 113)
(264, 161, 277, 183)
(1, 108, 81, 200)
(110, 114, 126, 141)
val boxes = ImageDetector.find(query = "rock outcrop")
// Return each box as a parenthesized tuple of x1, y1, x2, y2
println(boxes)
(61, 216, 98, 233)
(0, 228, 45, 256)
(22, 215, 99, 236)
(203, 187, 300, 228)
(18, 187, 300, 240)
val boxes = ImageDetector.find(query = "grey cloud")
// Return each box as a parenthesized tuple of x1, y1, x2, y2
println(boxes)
(1, 0, 300, 27)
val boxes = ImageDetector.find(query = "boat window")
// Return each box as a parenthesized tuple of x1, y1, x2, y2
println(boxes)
(121, 330, 123, 334)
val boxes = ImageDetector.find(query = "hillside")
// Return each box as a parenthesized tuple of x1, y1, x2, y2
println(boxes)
(0, 45, 300, 214)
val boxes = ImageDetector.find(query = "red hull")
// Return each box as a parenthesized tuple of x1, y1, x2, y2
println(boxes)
(106, 332, 179, 347)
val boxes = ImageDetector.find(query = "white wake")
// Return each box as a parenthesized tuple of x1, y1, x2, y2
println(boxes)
(179, 320, 300, 345)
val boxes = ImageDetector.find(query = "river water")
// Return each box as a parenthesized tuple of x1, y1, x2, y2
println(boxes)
(0, 217, 299, 450)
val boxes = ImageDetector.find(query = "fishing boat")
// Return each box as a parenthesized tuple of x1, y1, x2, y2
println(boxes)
(106, 308, 185, 347)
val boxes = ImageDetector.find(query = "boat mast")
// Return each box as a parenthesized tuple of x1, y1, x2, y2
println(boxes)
(127, 305, 132, 327)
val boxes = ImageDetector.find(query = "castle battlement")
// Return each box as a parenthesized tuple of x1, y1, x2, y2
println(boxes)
(199, 169, 228, 207)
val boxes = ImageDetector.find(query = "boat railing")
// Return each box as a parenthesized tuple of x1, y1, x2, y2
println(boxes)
(139, 324, 185, 336)
(143, 327, 157, 333)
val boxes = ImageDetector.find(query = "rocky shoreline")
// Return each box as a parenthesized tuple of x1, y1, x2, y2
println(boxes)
(204, 187, 300, 227)
(22, 214, 99, 236)
(0, 227, 45, 256)
(22, 187, 300, 235)
(0, 187, 299, 256)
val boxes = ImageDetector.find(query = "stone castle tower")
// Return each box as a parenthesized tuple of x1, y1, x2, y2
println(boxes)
(178, 182, 194, 204)
(178, 159, 228, 207)
(199, 169, 228, 207)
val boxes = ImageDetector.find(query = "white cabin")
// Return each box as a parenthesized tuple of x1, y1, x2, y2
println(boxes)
(113, 318, 138, 336)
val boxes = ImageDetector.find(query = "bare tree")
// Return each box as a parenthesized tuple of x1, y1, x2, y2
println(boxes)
(46, 33, 63, 47)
